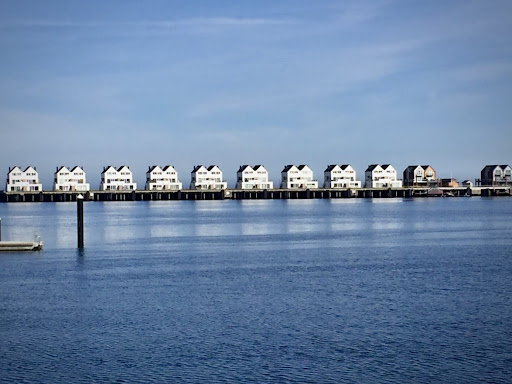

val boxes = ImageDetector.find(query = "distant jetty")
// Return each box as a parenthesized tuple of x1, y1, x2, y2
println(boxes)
(0, 186, 510, 203)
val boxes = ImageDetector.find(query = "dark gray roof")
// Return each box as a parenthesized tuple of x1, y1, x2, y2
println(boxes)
(365, 164, 379, 172)
(324, 164, 338, 172)
(238, 165, 251, 172)
(282, 164, 295, 172)
(101, 165, 117, 174)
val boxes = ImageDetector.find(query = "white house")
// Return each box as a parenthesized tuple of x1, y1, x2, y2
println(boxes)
(5, 166, 43, 192)
(53, 166, 90, 191)
(403, 165, 437, 187)
(100, 165, 137, 191)
(190, 165, 227, 190)
(323, 164, 361, 188)
(145, 165, 182, 190)
(365, 164, 403, 188)
(481, 165, 512, 186)
(236, 165, 274, 189)
(280, 164, 318, 189)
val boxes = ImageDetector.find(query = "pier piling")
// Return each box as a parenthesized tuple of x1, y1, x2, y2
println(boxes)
(77, 195, 84, 249)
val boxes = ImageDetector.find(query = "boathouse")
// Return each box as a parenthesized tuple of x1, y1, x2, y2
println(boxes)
(236, 165, 274, 189)
(281, 165, 318, 189)
(365, 164, 403, 188)
(145, 165, 182, 190)
(403, 165, 437, 187)
(323, 164, 361, 188)
(100, 165, 137, 191)
(480, 165, 512, 186)
(190, 165, 227, 190)
(5, 166, 42, 192)
(53, 166, 90, 191)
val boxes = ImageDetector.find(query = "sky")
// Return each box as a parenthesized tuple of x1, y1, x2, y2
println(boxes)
(0, 0, 511, 188)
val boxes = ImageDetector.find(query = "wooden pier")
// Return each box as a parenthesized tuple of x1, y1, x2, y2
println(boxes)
(0, 187, 510, 203)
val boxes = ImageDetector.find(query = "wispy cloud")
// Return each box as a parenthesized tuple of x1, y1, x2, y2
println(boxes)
(0, 17, 292, 30)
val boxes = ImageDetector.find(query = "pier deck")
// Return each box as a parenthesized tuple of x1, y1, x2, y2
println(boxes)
(0, 187, 510, 202)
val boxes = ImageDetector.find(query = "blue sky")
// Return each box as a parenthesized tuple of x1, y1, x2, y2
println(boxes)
(1, 0, 511, 188)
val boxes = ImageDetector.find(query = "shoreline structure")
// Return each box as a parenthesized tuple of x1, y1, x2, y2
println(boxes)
(1, 186, 510, 202)
(3, 164, 511, 201)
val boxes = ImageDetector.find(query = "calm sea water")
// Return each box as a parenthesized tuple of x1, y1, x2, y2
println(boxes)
(0, 198, 511, 383)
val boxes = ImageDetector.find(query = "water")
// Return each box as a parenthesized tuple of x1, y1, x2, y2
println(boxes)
(0, 198, 511, 383)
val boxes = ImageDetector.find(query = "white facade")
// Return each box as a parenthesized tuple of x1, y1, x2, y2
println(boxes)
(280, 164, 318, 189)
(5, 166, 43, 192)
(100, 165, 137, 191)
(236, 165, 274, 189)
(190, 165, 227, 190)
(53, 166, 90, 191)
(323, 164, 361, 188)
(481, 165, 512, 186)
(365, 164, 403, 188)
(145, 165, 182, 190)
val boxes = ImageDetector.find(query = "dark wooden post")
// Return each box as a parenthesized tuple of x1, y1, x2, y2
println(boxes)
(77, 195, 84, 249)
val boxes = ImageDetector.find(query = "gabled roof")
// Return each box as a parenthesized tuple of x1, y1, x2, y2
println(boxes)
(421, 165, 432, 170)
(102, 165, 117, 174)
(55, 166, 69, 174)
(381, 164, 392, 170)
(404, 165, 424, 174)
(147, 165, 161, 173)
(238, 165, 251, 172)
(499, 164, 511, 170)
(192, 165, 207, 173)
(253, 164, 265, 171)
(207, 165, 220, 171)
(117, 165, 130, 172)
(282, 164, 297, 172)
(162, 165, 176, 172)
(8, 166, 22, 174)
(366, 164, 380, 172)
(24, 166, 37, 172)
(340, 164, 352, 170)
(297, 164, 311, 171)
(70, 166, 84, 172)
(324, 164, 339, 172)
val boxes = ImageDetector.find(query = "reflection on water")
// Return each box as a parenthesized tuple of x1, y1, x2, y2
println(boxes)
(1, 198, 512, 383)
(1, 198, 511, 251)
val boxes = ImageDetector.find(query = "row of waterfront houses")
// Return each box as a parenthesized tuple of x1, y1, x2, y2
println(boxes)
(4, 164, 512, 192)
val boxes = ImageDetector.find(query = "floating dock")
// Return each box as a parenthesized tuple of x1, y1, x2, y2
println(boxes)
(0, 241, 43, 251)
(0, 187, 510, 203)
